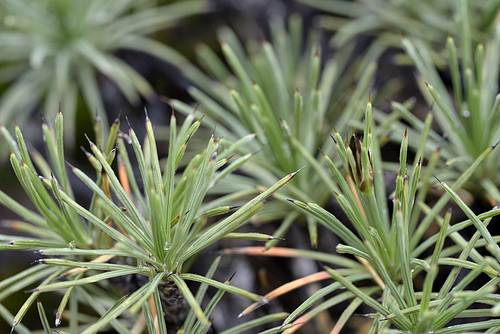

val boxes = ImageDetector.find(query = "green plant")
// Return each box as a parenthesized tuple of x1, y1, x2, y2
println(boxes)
(300, 0, 500, 200)
(0, 110, 297, 333)
(0, 0, 204, 138)
(167, 15, 379, 248)
(297, 0, 500, 204)
(225, 100, 500, 333)
(385, 0, 500, 204)
(299, 0, 499, 66)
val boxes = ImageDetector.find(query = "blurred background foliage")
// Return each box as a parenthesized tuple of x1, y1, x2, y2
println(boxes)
(0, 0, 205, 145)
(300, 0, 500, 65)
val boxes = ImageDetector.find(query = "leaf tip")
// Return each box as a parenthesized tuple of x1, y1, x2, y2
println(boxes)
(290, 166, 305, 178)
(227, 271, 237, 283)
(171, 104, 176, 118)
(84, 134, 95, 148)
(125, 116, 133, 131)
(10, 322, 17, 334)
(65, 160, 76, 171)
(492, 138, 500, 150)
(433, 174, 443, 185)
(197, 112, 208, 124)
(318, 147, 326, 156)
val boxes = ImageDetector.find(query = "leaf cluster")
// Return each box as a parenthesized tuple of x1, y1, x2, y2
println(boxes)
(168, 14, 378, 248)
(227, 101, 500, 333)
(0, 110, 295, 333)
(0, 0, 205, 138)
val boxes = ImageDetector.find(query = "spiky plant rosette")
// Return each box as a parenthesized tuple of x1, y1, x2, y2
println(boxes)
(386, 2, 500, 205)
(299, 0, 498, 66)
(224, 99, 500, 333)
(167, 14, 378, 248)
(0, 110, 298, 333)
(0, 0, 205, 139)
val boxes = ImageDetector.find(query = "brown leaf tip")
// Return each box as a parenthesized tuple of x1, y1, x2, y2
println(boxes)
(65, 161, 76, 171)
(196, 112, 207, 124)
(318, 147, 326, 156)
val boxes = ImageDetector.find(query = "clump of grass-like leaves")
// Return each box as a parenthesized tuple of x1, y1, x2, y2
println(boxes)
(390, 0, 500, 204)
(300, 0, 500, 204)
(0, 0, 204, 137)
(0, 110, 297, 333)
(168, 15, 377, 248)
(300, 0, 498, 65)
(225, 99, 500, 333)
